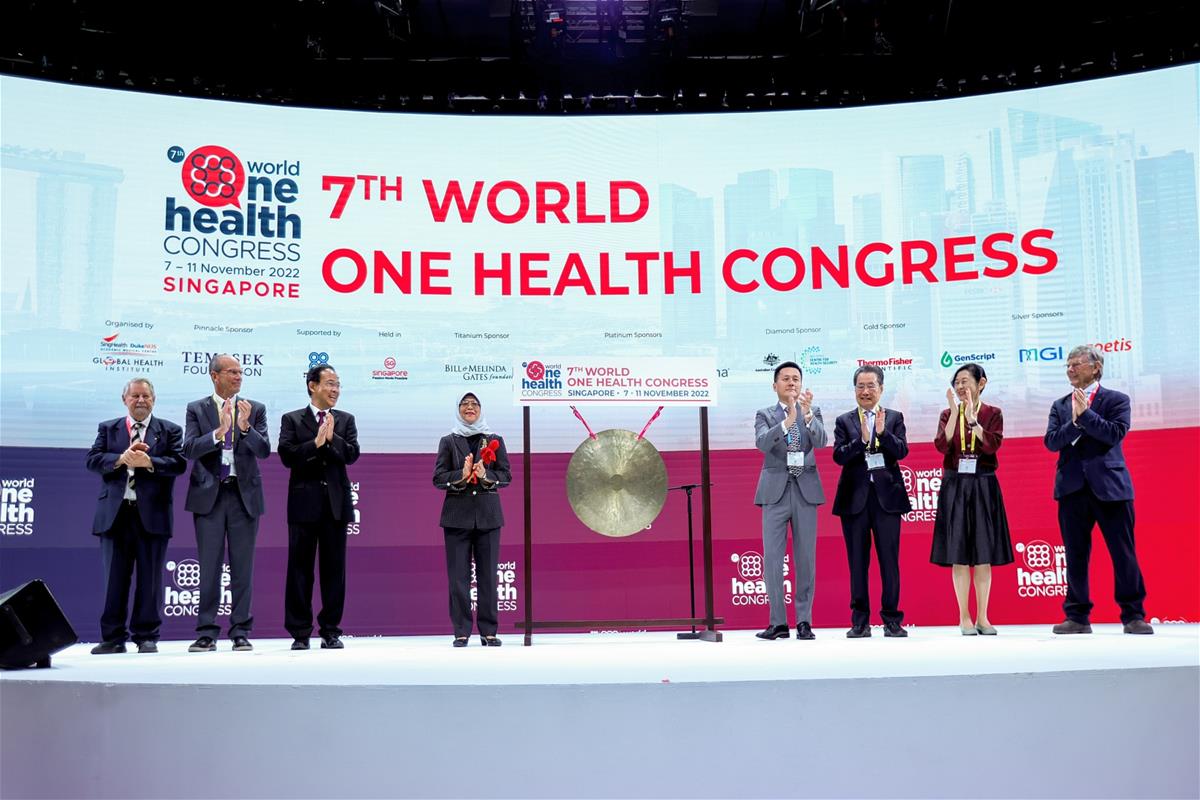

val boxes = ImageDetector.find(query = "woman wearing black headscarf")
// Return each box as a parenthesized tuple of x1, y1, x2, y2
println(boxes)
(432, 393, 512, 647)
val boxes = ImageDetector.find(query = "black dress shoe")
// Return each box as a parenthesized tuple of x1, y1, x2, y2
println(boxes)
(452, 637, 469, 647)
(231, 636, 253, 651)
(481, 635, 502, 647)
(1052, 619, 1093, 635)
(320, 635, 344, 649)
(291, 638, 310, 650)
(90, 641, 127, 655)
(846, 624, 871, 638)
(188, 636, 217, 652)
(136, 641, 158, 654)
(796, 621, 815, 640)
(1123, 619, 1154, 635)
(883, 621, 908, 638)
(755, 624, 790, 640)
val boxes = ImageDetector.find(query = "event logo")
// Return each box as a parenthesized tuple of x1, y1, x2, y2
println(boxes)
(469, 560, 520, 613)
(347, 481, 361, 535)
(371, 357, 409, 381)
(181, 352, 264, 377)
(1018, 345, 1064, 363)
(181, 145, 247, 208)
(163, 559, 232, 617)
(940, 351, 997, 368)
(0, 478, 35, 536)
(520, 360, 562, 391)
(901, 465, 941, 523)
(94, 332, 164, 373)
(444, 363, 512, 382)
(1014, 540, 1067, 598)
(728, 551, 790, 606)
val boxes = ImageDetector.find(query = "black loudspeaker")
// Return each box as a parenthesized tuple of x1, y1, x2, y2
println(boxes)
(0, 580, 78, 669)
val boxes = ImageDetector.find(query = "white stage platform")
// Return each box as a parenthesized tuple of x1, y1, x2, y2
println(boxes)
(2, 624, 1197, 799)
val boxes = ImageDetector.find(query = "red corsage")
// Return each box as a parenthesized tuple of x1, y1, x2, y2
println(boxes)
(469, 438, 500, 483)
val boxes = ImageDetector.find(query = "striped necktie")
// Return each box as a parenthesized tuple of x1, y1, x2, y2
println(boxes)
(127, 422, 144, 496)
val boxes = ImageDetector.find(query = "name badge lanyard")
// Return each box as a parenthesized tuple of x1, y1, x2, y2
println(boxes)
(958, 404, 978, 455)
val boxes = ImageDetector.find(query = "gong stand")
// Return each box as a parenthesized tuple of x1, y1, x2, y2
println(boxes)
(515, 405, 724, 645)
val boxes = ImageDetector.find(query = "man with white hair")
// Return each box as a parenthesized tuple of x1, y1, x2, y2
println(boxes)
(1043, 344, 1151, 635)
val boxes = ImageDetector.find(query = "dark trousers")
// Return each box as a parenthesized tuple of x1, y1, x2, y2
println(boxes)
(194, 481, 258, 639)
(1058, 487, 1147, 624)
(99, 502, 168, 644)
(284, 502, 348, 640)
(840, 486, 903, 628)
(444, 526, 500, 638)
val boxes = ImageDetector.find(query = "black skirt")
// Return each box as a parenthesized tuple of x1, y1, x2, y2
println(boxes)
(930, 470, 1014, 567)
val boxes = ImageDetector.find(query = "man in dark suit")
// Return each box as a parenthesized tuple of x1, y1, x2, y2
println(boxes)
(85, 378, 186, 654)
(182, 354, 270, 652)
(1044, 345, 1152, 634)
(831, 365, 913, 638)
(753, 361, 827, 640)
(277, 364, 361, 650)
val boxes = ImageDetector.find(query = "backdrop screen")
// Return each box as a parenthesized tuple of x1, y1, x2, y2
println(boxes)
(2, 67, 1197, 638)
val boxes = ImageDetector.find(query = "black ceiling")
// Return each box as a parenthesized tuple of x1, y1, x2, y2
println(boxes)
(3, 0, 1198, 113)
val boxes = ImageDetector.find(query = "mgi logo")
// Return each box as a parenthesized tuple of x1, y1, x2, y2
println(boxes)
(520, 360, 563, 395)
(163, 559, 232, 617)
(469, 560, 520, 612)
(0, 478, 35, 536)
(182, 351, 264, 376)
(1018, 345, 1064, 363)
(900, 465, 941, 523)
(1014, 540, 1067, 597)
(347, 481, 362, 535)
(163, 143, 302, 263)
(729, 551, 791, 606)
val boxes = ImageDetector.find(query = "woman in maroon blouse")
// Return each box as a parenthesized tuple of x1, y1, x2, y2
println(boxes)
(931, 363, 1013, 634)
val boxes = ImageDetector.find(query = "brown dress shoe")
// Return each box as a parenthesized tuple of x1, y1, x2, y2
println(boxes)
(1123, 619, 1154, 635)
(1052, 619, 1093, 634)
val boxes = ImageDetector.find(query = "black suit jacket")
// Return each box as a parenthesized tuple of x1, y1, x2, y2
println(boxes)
(432, 433, 511, 530)
(181, 396, 270, 517)
(1044, 385, 1135, 502)
(277, 407, 361, 523)
(86, 416, 186, 536)
(831, 407, 913, 516)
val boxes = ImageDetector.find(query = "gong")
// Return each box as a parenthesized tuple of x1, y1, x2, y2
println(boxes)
(565, 429, 668, 538)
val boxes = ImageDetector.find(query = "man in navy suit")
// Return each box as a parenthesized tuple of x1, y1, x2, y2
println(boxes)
(85, 378, 186, 654)
(277, 364, 360, 650)
(831, 365, 913, 638)
(1044, 345, 1151, 634)
(182, 354, 271, 652)
(753, 361, 827, 640)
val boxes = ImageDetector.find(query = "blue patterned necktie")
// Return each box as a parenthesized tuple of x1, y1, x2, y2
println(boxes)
(787, 419, 804, 477)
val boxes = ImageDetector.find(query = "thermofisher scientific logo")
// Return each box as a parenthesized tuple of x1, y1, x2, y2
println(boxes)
(520, 360, 563, 394)
(901, 465, 942, 523)
(0, 478, 36, 536)
(163, 559, 232, 617)
(1014, 540, 1067, 598)
(857, 356, 914, 371)
(728, 551, 791, 606)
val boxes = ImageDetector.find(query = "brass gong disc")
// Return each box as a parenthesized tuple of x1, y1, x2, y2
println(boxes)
(566, 429, 668, 538)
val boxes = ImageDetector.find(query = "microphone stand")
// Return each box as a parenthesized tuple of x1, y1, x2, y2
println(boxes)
(670, 482, 711, 640)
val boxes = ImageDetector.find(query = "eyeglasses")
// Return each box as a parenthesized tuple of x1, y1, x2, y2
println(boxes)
(218, 368, 243, 376)
(855, 383, 880, 391)
(459, 401, 480, 409)
(1065, 361, 1094, 370)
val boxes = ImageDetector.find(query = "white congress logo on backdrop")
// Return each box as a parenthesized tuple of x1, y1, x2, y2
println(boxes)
(470, 559, 519, 612)
(1014, 540, 1067, 598)
(163, 559, 232, 616)
(348, 480, 361, 535)
(0, 477, 36, 536)
(901, 465, 941, 523)
(729, 551, 791, 606)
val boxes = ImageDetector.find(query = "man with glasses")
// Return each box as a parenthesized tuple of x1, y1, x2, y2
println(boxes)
(182, 354, 271, 652)
(1044, 345, 1152, 635)
(278, 364, 360, 650)
(831, 365, 912, 638)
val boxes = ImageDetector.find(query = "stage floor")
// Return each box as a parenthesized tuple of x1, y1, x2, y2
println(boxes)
(3, 625, 1198, 800)
(3, 623, 1197, 686)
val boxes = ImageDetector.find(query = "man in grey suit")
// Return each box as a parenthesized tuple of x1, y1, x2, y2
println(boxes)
(753, 361, 827, 640)
(182, 354, 270, 652)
